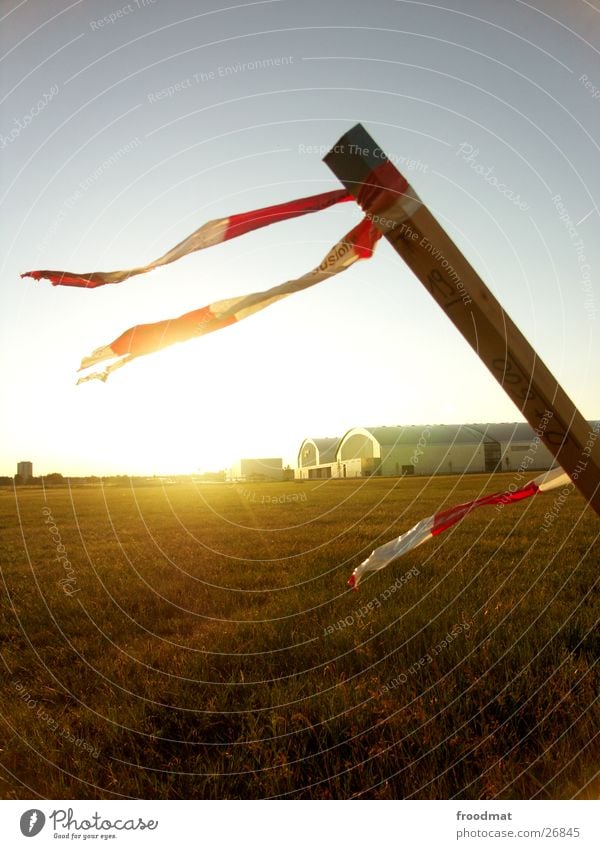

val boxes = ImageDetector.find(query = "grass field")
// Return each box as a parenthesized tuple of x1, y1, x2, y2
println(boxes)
(0, 473, 598, 799)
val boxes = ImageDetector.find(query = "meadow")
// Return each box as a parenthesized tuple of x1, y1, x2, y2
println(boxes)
(0, 473, 598, 799)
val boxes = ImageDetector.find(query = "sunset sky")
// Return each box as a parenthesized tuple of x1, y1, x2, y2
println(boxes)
(1, 0, 598, 475)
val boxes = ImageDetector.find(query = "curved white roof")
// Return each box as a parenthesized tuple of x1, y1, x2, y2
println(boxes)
(339, 424, 498, 449)
(298, 437, 340, 467)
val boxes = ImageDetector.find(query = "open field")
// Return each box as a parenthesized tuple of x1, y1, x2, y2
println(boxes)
(0, 474, 598, 799)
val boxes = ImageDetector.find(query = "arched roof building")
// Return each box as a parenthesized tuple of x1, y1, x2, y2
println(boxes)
(298, 437, 340, 469)
(295, 422, 559, 479)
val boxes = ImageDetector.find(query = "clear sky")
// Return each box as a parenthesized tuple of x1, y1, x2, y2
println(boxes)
(1, 0, 598, 475)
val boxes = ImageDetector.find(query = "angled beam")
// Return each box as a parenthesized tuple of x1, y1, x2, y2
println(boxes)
(324, 124, 600, 516)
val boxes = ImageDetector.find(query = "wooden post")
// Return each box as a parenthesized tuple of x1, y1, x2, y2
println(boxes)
(324, 123, 600, 516)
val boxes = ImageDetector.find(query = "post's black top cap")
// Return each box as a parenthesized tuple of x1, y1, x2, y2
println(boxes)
(323, 123, 389, 185)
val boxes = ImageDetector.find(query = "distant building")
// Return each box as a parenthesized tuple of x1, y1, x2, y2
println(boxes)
(228, 458, 283, 482)
(298, 438, 339, 470)
(17, 461, 33, 482)
(295, 423, 568, 479)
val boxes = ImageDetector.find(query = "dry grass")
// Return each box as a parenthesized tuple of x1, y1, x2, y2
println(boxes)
(0, 473, 598, 799)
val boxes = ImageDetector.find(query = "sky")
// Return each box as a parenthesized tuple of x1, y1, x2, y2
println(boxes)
(1, 0, 599, 475)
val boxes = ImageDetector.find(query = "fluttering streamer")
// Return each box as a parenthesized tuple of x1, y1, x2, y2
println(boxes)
(76, 217, 381, 383)
(347, 467, 572, 589)
(23, 187, 380, 382)
(22, 189, 351, 288)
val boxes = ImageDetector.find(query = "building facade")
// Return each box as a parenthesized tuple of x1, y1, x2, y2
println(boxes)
(295, 423, 558, 479)
(16, 461, 33, 482)
(228, 458, 283, 482)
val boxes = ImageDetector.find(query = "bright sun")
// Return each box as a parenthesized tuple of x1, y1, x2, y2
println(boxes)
(69, 321, 300, 476)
